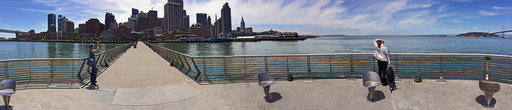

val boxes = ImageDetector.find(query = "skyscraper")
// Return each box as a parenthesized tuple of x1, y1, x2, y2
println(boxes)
(240, 16, 245, 33)
(196, 13, 207, 25)
(86, 18, 102, 37)
(183, 10, 189, 29)
(47, 13, 56, 32)
(66, 21, 75, 33)
(164, 0, 184, 34)
(105, 12, 115, 30)
(221, 2, 232, 33)
(58, 16, 69, 32)
(132, 8, 139, 17)
(148, 10, 158, 29)
(58, 15, 63, 31)
(137, 11, 148, 31)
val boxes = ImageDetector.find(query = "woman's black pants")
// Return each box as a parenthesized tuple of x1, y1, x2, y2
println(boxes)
(377, 60, 388, 86)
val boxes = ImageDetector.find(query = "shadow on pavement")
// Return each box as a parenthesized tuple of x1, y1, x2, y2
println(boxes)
(265, 92, 282, 103)
(367, 90, 385, 102)
(475, 95, 497, 108)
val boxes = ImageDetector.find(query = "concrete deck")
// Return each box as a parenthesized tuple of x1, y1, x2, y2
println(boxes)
(8, 42, 512, 110)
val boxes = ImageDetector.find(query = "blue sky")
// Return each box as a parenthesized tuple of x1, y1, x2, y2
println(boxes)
(1, 0, 512, 38)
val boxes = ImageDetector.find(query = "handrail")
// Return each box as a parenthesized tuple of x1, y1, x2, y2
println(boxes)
(0, 43, 132, 89)
(147, 42, 512, 84)
(77, 43, 132, 85)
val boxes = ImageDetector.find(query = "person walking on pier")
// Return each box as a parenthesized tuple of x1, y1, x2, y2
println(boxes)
(373, 39, 392, 87)
(87, 41, 100, 89)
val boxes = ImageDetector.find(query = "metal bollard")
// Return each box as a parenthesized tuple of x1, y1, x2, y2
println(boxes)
(258, 72, 276, 101)
(363, 71, 381, 101)
(479, 80, 500, 107)
(0, 79, 16, 110)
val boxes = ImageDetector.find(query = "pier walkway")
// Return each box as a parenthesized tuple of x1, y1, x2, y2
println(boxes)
(7, 42, 512, 109)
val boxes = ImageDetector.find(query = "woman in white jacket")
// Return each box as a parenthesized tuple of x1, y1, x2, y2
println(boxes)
(374, 39, 391, 86)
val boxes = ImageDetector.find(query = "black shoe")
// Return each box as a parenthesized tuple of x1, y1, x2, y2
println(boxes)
(86, 84, 98, 90)
(390, 87, 398, 93)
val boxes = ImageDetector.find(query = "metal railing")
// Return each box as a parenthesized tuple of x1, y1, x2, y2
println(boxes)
(146, 42, 512, 84)
(0, 43, 132, 89)
(78, 43, 132, 85)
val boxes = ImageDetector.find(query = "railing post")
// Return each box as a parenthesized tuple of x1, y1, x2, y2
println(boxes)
(329, 55, 332, 73)
(347, 55, 356, 81)
(244, 57, 247, 76)
(191, 57, 202, 80)
(437, 55, 446, 83)
(177, 54, 186, 70)
(183, 57, 191, 75)
(307, 56, 311, 78)
(264, 56, 268, 73)
(224, 57, 227, 81)
(77, 58, 87, 82)
(5, 62, 8, 79)
(286, 56, 289, 74)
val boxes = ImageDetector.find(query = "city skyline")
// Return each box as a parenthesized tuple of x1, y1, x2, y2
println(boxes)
(1, 0, 512, 38)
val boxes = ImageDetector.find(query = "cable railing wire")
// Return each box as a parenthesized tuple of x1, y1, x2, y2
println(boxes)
(146, 42, 512, 84)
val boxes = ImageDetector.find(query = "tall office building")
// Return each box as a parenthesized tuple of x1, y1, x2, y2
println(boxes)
(58, 15, 63, 31)
(132, 8, 139, 17)
(196, 13, 207, 25)
(221, 2, 232, 33)
(58, 16, 70, 32)
(183, 10, 189, 29)
(240, 16, 245, 33)
(164, 0, 184, 34)
(105, 12, 115, 30)
(157, 18, 164, 27)
(148, 10, 158, 29)
(47, 13, 56, 32)
(66, 21, 75, 33)
(78, 24, 86, 34)
(136, 11, 148, 31)
(86, 18, 102, 37)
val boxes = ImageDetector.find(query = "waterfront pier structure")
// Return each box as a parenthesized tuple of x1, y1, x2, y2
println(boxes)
(4, 42, 512, 109)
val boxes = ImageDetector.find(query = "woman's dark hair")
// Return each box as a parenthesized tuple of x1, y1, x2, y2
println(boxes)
(376, 40, 383, 48)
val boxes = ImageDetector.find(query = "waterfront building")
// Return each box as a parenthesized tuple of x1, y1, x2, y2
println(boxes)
(85, 18, 103, 37)
(183, 10, 190, 32)
(246, 27, 253, 33)
(240, 16, 245, 33)
(190, 24, 208, 37)
(148, 10, 158, 29)
(132, 8, 139, 17)
(78, 24, 86, 34)
(214, 17, 222, 36)
(196, 13, 207, 25)
(105, 12, 115, 30)
(137, 11, 149, 32)
(157, 18, 164, 27)
(124, 21, 135, 31)
(47, 13, 56, 32)
(49, 24, 56, 34)
(164, 0, 184, 34)
(109, 21, 118, 31)
(129, 8, 138, 31)
(66, 21, 74, 33)
(58, 15, 63, 31)
(114, 23, 131, 40)
(153, 26, 163, 36)
(58, 15, 70, 32)
(221, 2, 232, 33)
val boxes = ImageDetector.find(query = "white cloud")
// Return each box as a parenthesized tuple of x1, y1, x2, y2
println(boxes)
(473, 25, 478, 29)
(493, 6, 512, 10)
(438, 5, 448, 12)
(27, 0, 455, 35)
(478, 10, 498, 16)
(450, 19, 463, 23)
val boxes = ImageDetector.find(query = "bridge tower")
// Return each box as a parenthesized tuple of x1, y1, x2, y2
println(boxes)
(502, 25, 506, 38)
